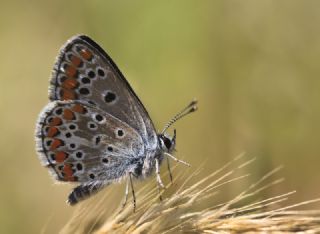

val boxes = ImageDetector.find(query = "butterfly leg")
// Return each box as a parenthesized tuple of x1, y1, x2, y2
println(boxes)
(166, 156, 173, 183)
(129, 172, 136, 212)
(156, 158, 165, 188)
(157, 186, 163, 201)
(121, 178, 129, 209)
(164, 152, 191, 167)
(155, 158, 165, 201)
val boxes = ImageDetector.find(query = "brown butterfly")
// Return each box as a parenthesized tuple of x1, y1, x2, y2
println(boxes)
(35, 35, 197, 209)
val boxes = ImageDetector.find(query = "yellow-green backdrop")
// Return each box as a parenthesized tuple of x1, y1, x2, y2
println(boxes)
(1, 1, 320, 233)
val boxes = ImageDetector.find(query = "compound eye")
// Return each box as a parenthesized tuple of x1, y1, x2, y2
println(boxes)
(163, 136, 172, 150)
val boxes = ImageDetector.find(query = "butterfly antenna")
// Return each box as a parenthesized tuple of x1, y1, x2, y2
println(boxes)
(161, 99, 198, 134)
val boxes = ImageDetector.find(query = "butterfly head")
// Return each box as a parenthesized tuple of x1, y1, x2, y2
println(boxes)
(159, 129, 176, 153)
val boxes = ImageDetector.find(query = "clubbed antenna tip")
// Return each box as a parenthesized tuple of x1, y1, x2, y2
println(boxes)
(162, 99, 198, 134)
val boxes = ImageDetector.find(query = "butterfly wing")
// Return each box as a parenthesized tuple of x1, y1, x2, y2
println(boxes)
(49, 35, 157, 150)
(35, 100, 144, 183)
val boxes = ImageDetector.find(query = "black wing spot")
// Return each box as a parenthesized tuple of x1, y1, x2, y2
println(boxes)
(58, 165, 64, 171)
(76, 163, 83, 171)
(49, 153, 55, 161)
(95, 114, 103, 121)
(107, 146, 113, 152)
(94, 114, 105, 123)
(47, 117, 53, 124)
(102, 158, 109, 164)
(88, 70, 95, 78)
(75, 151, 83, 159)
(46, 140, 52, 146)
(93, 135, 102, 145)
(117, 129, 124, 137)
(97, 68, 105, 77)
(69, 124, 77, 130)
(59, 75, 67, 84)
(104, 91, 116, 103)
(87, 121, 98, 130)
(79, 87, 90, 95)
(81, 77, 91, 84)
(55, 108, 63, 115)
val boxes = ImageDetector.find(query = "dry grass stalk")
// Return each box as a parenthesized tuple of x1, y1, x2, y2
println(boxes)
(60, 156, 320, 233)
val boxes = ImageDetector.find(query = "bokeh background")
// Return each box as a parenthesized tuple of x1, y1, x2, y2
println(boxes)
(1, 0, 320, 233)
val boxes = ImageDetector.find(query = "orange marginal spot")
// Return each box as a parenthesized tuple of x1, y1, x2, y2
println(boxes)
(61, 89, 76, 100)
(63, 109, 75, 120)
(47, 127, 59, 137)
(63, 164, 74, 181)
(65, 65, 77, 78)
(80, 49, 93, 60)
(72, 103, 86, 113)
(50, 139, 63, 150)
(62, 78, 79, 89)
(49, 117, 62, 126)
(55, 151, 68, 163)
(71, 55, 82, 67)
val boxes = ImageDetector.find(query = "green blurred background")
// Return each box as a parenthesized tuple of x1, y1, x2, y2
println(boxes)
(1, 0, 320, 233)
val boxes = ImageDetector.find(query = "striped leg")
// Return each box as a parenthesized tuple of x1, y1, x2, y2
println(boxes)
(129, 173, 136, 212)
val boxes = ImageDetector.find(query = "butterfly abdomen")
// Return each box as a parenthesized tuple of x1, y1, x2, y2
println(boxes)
(67, 181, 109, 205)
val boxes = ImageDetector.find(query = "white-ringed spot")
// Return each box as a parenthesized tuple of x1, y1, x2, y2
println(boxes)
(68, 142, 78, 150)
(107, 145, 113, 152)
(103, 90, 117, 104)
(115, 128, 125, 138)
(87, 70, 96, 79)
(89, 173, 95, 180)
(73, 150, 85, 160)
(78, 87, 90, 96)
(97, 67, 106, 78)
(87, 121, 98, 130)
(58, 74, 67, 85)
(68, 123, 78, 131)
(101, 157, 109, 164)
(92, 113, 106, 124)
(75, 162, 84, 172)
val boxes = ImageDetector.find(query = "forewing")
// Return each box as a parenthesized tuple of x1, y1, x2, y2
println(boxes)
(49, 35, 157, 149)
(35, 100, 144, 183)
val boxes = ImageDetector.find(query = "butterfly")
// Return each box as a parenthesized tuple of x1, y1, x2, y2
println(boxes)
(35, 35, 197, 208)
